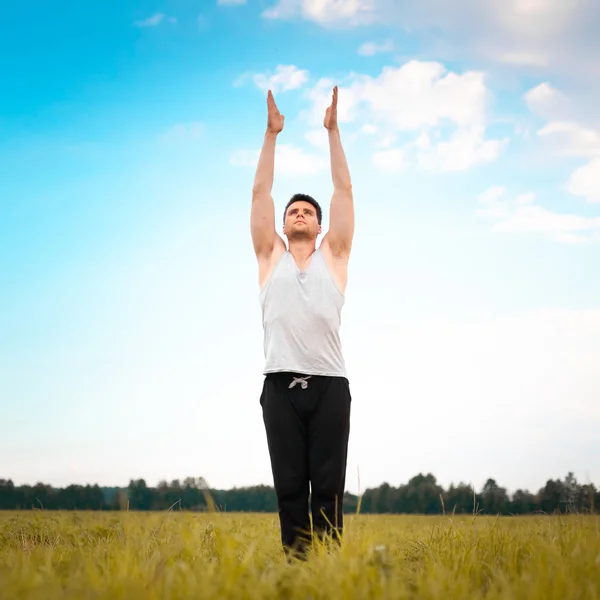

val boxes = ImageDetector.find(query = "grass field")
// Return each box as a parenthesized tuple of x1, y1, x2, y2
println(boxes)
(1, 510, 599, 599)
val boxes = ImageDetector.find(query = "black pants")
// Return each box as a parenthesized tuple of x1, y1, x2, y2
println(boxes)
(260, 371, 352, 558)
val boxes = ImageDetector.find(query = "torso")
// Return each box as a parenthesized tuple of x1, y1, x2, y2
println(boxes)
(258, 238, 347, 377)
(258, 236, 348, 293)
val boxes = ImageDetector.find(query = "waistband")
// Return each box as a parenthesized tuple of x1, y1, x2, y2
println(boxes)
(265, 371, 349, 384)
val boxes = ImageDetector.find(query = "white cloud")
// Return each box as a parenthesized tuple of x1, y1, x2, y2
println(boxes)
(261, 0, 600, 91)
(524, 82, 564, 116)
(373, 126, 505, 174)
(476, 185, 509, 218)
(301, 60, 506, 173)
(358, 40, 395, 56)
(515, 192, 535, 205)
(477, 186, 600, 242)
(361, 124, 378, 135)
(134, 13, 176, 27)
(478, 185, 506, 205)
(498, 51, 548, 67)
(372, 148, 405, 172)
(568, 159, 600, 204)
(263, 0, 374, 24)
(235, 65, 310, 93)
(261, 0, 296, 19)
(494, 205, 600, 243)
(303, 61, 489, 131)
(537, 122, 600, 159)
(160, 122, 204, 143)
(417, 126, 508, 172)
(230, 144, 326, 177)
(377, 133, 397, 149)
(304, 129, 329, 150)
(523, 82, 600, 204)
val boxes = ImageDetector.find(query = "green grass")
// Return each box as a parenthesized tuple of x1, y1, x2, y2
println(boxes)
(1, 510, 599, 598)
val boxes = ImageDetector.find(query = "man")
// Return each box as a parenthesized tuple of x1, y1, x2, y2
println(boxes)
(250, 86, 355, 560)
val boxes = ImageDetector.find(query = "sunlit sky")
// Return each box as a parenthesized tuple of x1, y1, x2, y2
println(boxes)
(2, 0, 600, 495)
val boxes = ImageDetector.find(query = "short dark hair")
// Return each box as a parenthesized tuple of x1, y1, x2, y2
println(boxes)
(283, 193, 322, 224)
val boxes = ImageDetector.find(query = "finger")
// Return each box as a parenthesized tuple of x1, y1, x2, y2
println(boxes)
(269, 90, 277, 109)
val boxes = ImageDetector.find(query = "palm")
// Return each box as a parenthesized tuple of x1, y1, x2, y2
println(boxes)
(267, 90, 284, 134)
(324, 86, 338, 130)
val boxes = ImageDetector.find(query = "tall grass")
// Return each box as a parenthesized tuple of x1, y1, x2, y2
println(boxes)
(1, 510, 599, 598)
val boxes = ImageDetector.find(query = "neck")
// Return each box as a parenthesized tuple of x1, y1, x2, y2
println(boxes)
(288, 238, 316, 262)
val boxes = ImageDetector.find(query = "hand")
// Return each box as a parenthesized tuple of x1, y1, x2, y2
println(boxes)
(267, 90, 284, 134)
(323, 86, 339, 131)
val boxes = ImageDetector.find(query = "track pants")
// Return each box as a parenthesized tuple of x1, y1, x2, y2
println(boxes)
(260, 371, 352, 558)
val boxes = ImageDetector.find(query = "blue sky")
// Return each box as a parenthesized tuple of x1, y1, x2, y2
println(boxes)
(2, 0, 600, 495)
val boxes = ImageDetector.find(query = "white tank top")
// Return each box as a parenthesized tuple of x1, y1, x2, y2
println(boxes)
(259, 248, 347, 377)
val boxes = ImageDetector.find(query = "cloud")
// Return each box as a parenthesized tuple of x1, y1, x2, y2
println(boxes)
(475, 185, 509, 218)
(498, 51, 548, 67)
(524, 82, 600, 204)
(372, 148, 405, 173)
(302, 60, 507, 172)
(305, 61, 491, 130)
(525, 82, 558, 106)
(261, 0, 600, 87)
(263, 0, 374, 24)
(230, 144, 326, 177)
(515, 192, 535, 206)
(525, 83, 577, 127)
(416, 126, 508, 172)
(537, 122, 600, 159)
(567, 159, 600, 204)
(234, 65, 310, 93)
(357, 40, 395, 56)
(134, 13, 176, 27)
(477, 186, 600, 243)
(159, 122, 204, 143)
(304, 129, 330, 150)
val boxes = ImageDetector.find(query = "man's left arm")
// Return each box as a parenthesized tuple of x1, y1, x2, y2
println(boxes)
(324, 87, 354, 257)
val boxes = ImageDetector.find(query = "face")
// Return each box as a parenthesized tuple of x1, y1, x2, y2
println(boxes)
(283, 201, 322, 241)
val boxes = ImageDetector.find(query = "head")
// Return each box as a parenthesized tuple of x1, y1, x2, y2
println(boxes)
(283, 193, 323, 242)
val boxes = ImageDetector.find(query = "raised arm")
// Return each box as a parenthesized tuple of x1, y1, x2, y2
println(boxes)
(251, 91, 285, 260)
(322, 86, 354, 258)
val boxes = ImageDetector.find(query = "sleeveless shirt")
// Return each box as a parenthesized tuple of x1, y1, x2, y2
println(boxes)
(259, 248, 347, 377)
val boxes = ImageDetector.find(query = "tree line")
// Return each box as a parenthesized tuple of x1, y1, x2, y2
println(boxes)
(0, 472, 597, 515)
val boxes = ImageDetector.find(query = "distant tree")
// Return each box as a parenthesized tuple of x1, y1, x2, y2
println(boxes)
(404, 474, 444, 514)
(510, 489, 536, 514)
(480, 479, 510, 515)
(444, 483, 475, 514)
(577, 483, 598, 513)
(537, 479, 564, 514)
(562, 472, 579, 512)
(128, 479, 153, 510)
(0, 471, 598, 515)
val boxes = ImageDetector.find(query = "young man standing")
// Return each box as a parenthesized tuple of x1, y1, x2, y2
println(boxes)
(250, 86, 355, 559)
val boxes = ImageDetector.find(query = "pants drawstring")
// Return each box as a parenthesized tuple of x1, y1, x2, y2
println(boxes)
(289, 376, 312, 389)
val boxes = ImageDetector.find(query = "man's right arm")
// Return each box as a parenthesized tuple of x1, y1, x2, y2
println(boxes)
(251, 91, 285, 262)
(251, 130, 279, 259)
